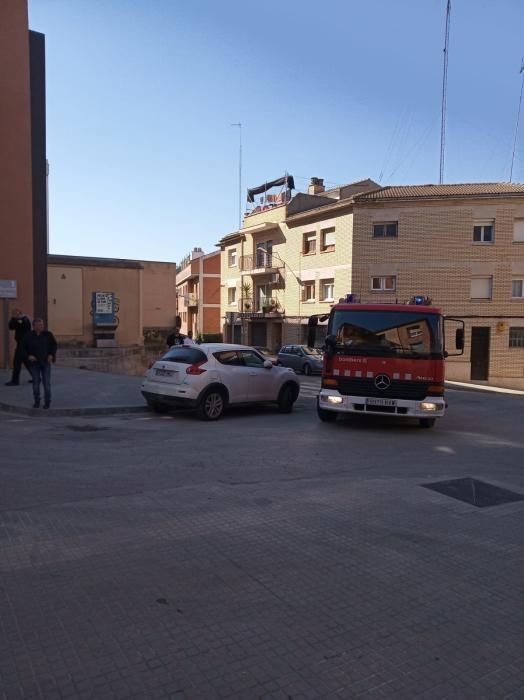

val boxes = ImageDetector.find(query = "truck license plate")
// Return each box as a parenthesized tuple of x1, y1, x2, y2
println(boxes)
(155, 369, 174, 377)
(366, 397, 397, 407)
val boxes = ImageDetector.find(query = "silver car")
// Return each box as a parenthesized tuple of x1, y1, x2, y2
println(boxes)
(277, 345, 324, 375)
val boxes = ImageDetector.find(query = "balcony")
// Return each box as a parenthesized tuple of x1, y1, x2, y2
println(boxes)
(238, 296, 284, 315)
(240, 253, 281, 275)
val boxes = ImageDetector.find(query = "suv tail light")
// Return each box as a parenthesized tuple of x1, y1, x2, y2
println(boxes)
(186, 362, 207, 375)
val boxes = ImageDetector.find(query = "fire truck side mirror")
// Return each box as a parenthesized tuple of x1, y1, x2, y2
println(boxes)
(455, 328, 464, 350)
(325, 334, 337, 356)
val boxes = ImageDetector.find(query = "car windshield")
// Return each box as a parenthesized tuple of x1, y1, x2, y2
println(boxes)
(328, 310, 442, 358)
(303, 347, 323, 356)
(161, 347, 207, 364)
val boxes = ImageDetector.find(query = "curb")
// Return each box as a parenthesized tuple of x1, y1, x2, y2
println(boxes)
(0, 402, 148, 417)
(445, 381, 524, 397)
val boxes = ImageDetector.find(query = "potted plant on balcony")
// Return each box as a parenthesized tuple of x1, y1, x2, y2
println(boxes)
(242, 281, 252, 311)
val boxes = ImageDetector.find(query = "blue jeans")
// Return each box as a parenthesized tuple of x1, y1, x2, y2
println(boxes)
(30, 362, 51, 404)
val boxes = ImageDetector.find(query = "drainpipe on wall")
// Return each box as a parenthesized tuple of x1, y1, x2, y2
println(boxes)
(198, 255, 204, 338)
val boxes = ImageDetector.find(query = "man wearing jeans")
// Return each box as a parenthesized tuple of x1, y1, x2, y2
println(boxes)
(22, 319, 58, 409)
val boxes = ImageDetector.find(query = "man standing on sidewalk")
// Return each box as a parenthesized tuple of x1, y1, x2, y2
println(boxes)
(22, 318, 58, 409)
(4, 309, 32, 386)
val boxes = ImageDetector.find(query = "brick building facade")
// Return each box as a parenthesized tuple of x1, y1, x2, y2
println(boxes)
(351, 184, 524, 389)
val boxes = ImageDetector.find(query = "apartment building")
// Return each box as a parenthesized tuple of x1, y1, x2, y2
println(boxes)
(218, 177, 378, 349)
(219, 177, 524, 388)
(350, 183, 524, 389)
(0, 1, 47, 367)
(176, 249, 221, 338)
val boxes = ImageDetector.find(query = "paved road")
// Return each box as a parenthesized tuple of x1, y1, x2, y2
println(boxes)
(1, 384, 523, 700)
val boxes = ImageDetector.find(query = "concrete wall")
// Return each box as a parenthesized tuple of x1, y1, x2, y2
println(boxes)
(0, 0, 34, 366)
(141, 261, 177, 329)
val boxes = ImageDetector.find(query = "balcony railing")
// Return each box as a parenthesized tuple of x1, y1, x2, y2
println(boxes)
(258, 296, 283, 314)
(240, 253, 280, 273)
(238, 296, 283, 314)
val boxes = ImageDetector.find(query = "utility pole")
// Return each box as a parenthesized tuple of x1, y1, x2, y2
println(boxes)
(439, 0, 451, 185)
(231, 123, 242, 229)
(510, 60, 524, 182)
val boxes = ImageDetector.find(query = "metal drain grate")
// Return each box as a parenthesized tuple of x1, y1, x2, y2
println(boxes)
(422, 477, 524, 508)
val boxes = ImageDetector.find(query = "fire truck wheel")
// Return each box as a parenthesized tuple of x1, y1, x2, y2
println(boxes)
(419, 418, 436, 428)
(317, 402, 338, 422)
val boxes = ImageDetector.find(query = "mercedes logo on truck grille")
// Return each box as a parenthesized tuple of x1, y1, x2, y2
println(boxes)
(374, 374, 391, 390)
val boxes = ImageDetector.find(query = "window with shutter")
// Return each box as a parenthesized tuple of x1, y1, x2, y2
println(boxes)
(321, 227, 336, 252)
(513, 220, 524, 242)
(470, 276, 492, 300)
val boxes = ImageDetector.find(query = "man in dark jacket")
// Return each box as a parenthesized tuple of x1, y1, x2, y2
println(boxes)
(22, 318, 58, 409)
(166, 328, 185, 349)
(5, 308, 32, 386)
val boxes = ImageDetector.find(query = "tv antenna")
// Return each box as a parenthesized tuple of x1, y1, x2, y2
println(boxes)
(510, 60, 524, 182)
(439, 0, 451, 185)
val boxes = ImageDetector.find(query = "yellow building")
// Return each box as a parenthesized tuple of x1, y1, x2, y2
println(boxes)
(218, 177, 378, 349)
(219, 178, 524, 389)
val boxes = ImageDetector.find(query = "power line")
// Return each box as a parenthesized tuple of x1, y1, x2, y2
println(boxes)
(439, 0, 451, 185)
(510, 60, 524, 183)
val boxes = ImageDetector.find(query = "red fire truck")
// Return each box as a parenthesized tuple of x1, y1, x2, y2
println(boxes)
(316, 297, 464, 428)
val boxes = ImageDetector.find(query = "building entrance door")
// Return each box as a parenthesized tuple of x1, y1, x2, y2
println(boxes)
(250, 322, 267, 347)
(470, 327, 490, 380)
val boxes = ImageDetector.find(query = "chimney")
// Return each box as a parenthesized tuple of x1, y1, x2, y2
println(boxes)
(308, 177, 325, 195)
(191, 247, 204, 260)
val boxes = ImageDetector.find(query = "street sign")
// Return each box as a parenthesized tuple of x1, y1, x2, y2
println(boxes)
(0, 280, 17, 299)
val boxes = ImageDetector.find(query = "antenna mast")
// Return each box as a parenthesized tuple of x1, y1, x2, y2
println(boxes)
(510, 60, 524, 182)
(231, 123, 242, 229)
(439, 0, 451, 184)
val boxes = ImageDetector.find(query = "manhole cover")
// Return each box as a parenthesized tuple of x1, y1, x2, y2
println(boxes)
(422, 477, 524, 508)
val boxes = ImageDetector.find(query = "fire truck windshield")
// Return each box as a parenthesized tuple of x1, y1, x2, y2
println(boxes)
(328, 310, 443, 358)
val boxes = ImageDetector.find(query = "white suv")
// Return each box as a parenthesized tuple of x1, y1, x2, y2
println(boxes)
(141, 343, 300, 420)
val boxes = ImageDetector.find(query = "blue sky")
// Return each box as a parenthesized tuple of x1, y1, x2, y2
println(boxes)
(29, 0, 524, 263)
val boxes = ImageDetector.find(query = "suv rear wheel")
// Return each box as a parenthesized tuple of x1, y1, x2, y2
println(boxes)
(197, 388, 225, 421)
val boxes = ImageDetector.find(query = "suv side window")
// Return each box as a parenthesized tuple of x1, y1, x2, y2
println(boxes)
(214, 351, 243, 366)
(239, 350, 265, 368)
